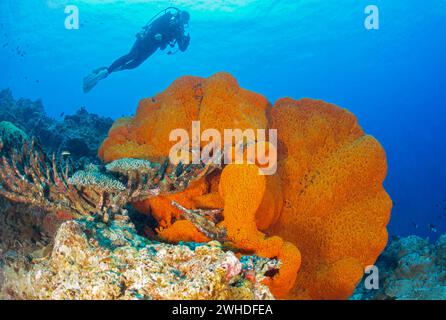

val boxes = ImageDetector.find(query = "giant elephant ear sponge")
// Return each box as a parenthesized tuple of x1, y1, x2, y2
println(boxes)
(268, 98, 392, 299)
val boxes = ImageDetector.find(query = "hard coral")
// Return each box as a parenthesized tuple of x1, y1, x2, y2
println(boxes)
(99, 72, 392, 299)
(0, 140, 216, 223)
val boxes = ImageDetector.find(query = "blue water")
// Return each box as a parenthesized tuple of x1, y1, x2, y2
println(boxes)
(1, 0, 445, 240)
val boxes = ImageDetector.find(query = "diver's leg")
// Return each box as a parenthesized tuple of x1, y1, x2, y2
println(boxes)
(108, 53, 135, 73)
(83, 41, 142, 93)
(120, 46, 157, 70)
(107, 38, 147, 73)
(120, 57, 146, 70)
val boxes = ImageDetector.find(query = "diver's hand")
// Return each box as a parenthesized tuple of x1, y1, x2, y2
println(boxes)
(154, 33, 163, 41)
(183, 33, 190, 46)
(178, 34, 190, 52)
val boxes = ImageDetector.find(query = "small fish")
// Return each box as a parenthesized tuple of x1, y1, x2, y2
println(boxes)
(60, 112, 65, 117)
(61, 151, 71, 157)
(56, 210, 74, 220)
(428, 224, 437, 233)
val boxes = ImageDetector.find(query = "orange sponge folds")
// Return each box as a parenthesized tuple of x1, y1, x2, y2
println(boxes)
(99, 72, 392, 299)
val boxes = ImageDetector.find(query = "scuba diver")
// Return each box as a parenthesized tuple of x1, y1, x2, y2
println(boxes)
(83, 7, 190, 93)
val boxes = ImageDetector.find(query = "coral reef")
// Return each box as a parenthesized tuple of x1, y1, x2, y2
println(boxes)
(0, 89, 113, 161)
(0, 139, 219, 223)
(98, 72, 392, 299)
(352, 234, 446, 300)
(1, 218, 276, 300)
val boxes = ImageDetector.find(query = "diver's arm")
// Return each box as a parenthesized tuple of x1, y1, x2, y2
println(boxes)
(177, 33, 190, 52)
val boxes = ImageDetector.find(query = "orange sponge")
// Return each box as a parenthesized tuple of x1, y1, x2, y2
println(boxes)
(98, 73, 392, 299)
(268, 98, 392, 299)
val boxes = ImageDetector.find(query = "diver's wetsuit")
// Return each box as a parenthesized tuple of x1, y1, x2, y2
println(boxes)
(108, 10, 190, 73)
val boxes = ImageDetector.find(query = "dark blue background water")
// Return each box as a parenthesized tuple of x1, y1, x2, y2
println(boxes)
(1, 0, 445, 239)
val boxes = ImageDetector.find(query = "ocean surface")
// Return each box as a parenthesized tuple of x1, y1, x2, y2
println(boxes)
(0, 0, 445, 240)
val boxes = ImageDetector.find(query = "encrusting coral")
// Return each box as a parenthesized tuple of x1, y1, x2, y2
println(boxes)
(98, 72, 392, 299)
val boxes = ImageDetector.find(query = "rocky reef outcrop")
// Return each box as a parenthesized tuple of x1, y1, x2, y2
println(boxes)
(352, 235, 446, 300)
(0, 89, 113, 161)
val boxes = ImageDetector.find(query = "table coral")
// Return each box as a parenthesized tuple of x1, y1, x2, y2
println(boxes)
(98, 72, 392, 299)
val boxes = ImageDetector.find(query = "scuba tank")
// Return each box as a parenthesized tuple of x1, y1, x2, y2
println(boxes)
(144, 7, 181, 28)
(137, 7, 181, 39)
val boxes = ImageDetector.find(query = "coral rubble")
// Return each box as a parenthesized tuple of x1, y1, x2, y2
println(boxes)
(1, 218, 275, 300)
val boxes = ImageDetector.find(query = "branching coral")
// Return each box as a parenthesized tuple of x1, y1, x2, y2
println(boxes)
(98, 72, 392, 299)
(0, 139, 219, 223)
